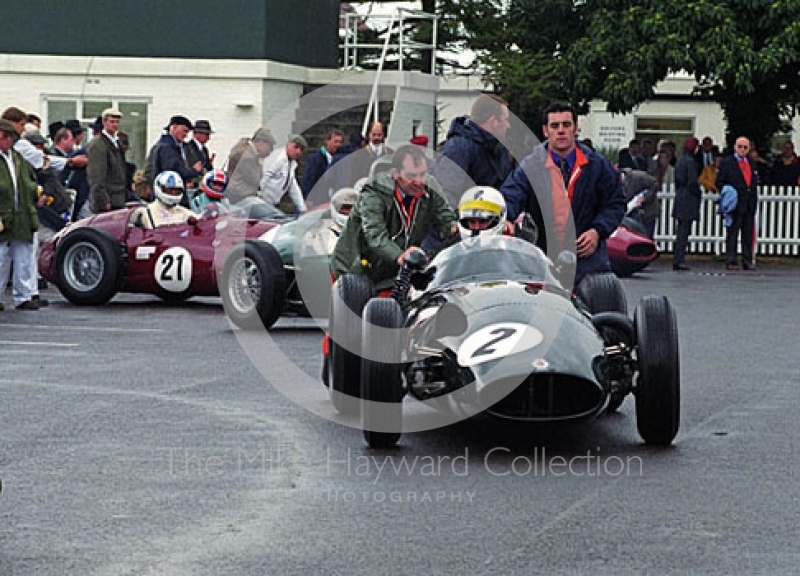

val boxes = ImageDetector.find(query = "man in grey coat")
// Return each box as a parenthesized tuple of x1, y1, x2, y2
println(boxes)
(86, 108, 128, 213)
(672, 136, 701, 271)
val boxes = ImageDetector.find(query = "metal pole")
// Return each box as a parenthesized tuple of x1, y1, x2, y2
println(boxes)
(431, 14, 437, 75)
(343, 14, 351, 69)
(352, 14, 358, 69)
(362, 13, 396, 138)
(399, 10, 404, 72)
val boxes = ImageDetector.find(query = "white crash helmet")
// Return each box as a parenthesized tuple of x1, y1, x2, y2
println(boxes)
(330, 187, 359, 228)
(457, 186, 507, 240)
(153, 171, 185, 207)
(353, 177, 370, 193)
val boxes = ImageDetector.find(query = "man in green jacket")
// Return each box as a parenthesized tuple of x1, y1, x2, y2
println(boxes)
(332, 144, 457, 290)
(0, 119, 40, 310)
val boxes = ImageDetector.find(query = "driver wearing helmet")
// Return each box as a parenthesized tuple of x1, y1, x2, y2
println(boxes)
(330, 187, 359, 237)
(190, 169, 230, 214)
(139, 171, 195, 227)
(457, 186, 507, 240)
(327, 187, 359, 253)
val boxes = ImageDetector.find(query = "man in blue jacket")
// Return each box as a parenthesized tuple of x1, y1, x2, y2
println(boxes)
(434, 94, 512, 208)
(150, 116, 203, 207)
(301, 129, 344, 199)
(500, 102, 625, 285)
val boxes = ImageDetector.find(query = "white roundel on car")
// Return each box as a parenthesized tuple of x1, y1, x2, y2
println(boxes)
(155, 247, 193, 292)
(457, 322, 544, 367)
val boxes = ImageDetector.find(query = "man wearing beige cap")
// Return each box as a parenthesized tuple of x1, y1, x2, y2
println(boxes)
(86, 108, 127, 212)
(226, 127, 276, 205)
(259, 134, 308, 215)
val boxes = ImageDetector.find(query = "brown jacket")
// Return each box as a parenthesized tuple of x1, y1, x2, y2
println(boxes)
(87, 133, 128, 212)
(226, 143, 262, 205)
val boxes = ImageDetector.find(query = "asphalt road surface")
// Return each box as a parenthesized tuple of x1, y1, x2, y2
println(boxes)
(1, 258, 798, 575)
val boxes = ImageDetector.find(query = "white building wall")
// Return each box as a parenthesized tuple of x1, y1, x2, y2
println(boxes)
(386, 72, 439, 147)
(5, 53, 799, 170)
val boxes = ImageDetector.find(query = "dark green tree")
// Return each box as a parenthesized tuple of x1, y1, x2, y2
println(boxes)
(436, 0, 588, 140)
(350, 1, 800, 148)
(564, 0, 800, 149)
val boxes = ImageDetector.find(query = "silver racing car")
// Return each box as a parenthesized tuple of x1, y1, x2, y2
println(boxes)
(325, 236, 680, 448)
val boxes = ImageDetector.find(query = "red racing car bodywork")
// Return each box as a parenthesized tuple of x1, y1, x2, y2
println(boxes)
(606, 218, 659, 277)
(38, 206, 288, 329)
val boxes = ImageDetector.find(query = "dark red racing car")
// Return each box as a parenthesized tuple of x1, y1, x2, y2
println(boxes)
(38, 206, 288, 329)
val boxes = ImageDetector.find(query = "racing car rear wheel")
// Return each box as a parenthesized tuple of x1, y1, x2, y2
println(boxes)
(220, 241, 286, 330)
(577, 272, 629, 347)
(55, 228, 121, 306)
(328, 274, 375, 415)
(576, 272, 628, 315)
(361, 298, 405, 448)
(634, 295, 680, 445)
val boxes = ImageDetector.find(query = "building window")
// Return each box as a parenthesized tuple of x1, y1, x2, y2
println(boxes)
(43, 97, 150, 168)
(635, 117, 694, 151)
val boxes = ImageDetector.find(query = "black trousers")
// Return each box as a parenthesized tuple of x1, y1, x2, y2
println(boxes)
(673, 219, 693, 265)
(726, 210, 756, 266)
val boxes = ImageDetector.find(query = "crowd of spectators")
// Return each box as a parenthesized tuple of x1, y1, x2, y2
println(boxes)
(3, 99, 800, 311)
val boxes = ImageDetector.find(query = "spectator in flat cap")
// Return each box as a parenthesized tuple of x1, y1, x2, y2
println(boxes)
(23, 126, 46, 147)
(1, 107, 70, 306)
(226, 127, 277, 206)
(86, 107, 127, 213)
(259, 134, 308, 215)
(146, 115, 203, 207)
(0, 118, 42, 311)
(184, 119, 215, 189)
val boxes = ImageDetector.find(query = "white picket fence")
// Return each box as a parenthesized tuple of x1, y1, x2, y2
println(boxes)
(656, 186, 800, 257)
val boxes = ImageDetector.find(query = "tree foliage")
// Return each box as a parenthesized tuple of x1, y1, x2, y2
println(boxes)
(564, 0, 800, 148)
(358, 0, 800, 147)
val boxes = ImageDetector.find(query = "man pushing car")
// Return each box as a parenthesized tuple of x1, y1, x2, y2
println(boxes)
(331, 144, 457, 291)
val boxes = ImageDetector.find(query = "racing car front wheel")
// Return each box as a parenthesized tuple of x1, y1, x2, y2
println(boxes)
(361, 298, 405, 448)
(55, 228, 121, 306)
(220, 241, 286, 330)
(328, 274, 375, 415)
(634, 295, 680, 445)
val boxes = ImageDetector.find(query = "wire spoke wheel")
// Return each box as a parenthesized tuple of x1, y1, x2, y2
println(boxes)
(64, 241, 105, 292)
(229, 256, 262, 314)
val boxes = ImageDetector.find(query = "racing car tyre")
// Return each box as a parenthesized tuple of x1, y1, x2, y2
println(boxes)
(576, 272, 628, 315)
(328, 274, 375, 415)
(576, 272, 629, 346)
(55, 227, 122, 306)
(634, 295, 680, 445)
(361, 298, 405, 448)
(220, 240, 286, 330)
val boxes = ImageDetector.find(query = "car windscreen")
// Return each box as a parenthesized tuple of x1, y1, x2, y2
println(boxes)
(427, 237, 553, 289)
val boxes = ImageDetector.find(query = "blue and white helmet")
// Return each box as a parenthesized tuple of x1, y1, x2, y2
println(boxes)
(153, 171, 185, 206)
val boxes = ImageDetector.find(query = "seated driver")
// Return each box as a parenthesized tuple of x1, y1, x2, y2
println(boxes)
(457, 186, 507, 240)
(147, 171, 195, 227)
(190, 169, 231, 214)
(326, 187, 359, 253)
